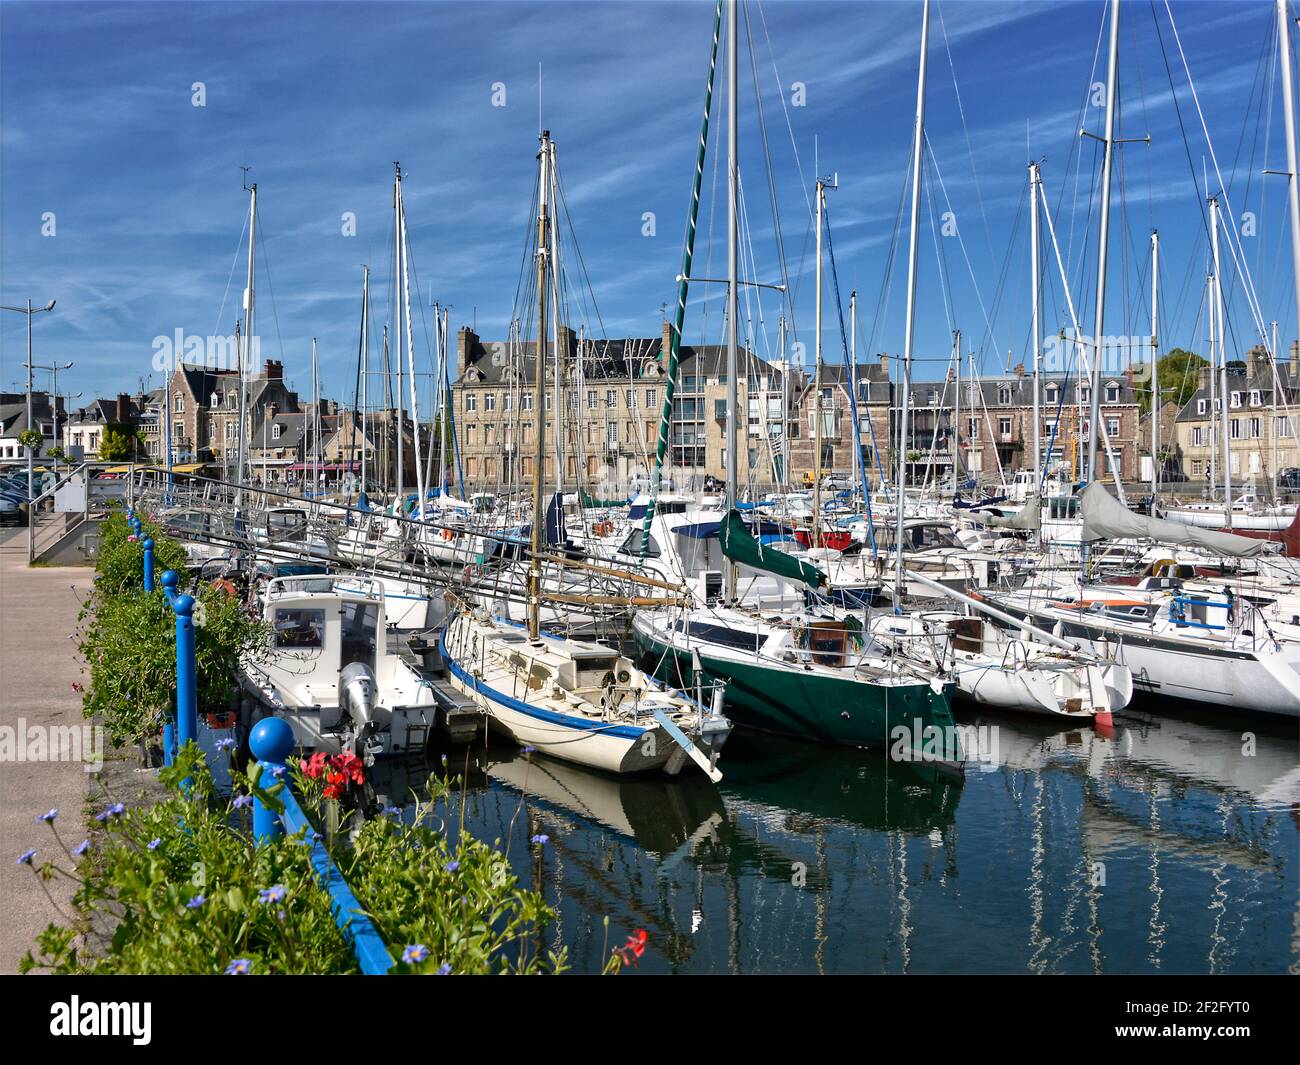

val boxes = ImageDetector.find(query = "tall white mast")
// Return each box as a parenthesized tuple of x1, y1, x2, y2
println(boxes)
(235, 181, 256, 513)
(849, 289, 859, 494)
(1030, 161, 1042, 492)
(1211, 196, 1232, 525)
(1149, 230, 1160, 496)
(894, 0, 930, 603)
(310, 337, 320, 494)
(1278, 0, 1300, 355)
(813, 178, 826, 541)
(360, 266, 369, 496)
(397, 172, 426, 508)
(549, 139, 564, 492)
(392, 166, 405, 507)
(1086, 0, 1120, 485)
(724, 0, 739, 601)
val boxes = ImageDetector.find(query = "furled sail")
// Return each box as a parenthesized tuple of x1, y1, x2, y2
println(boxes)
(979, 494, 1041, 531)
(720, 509, 827, 589)
(1080, 481, 1273, 557)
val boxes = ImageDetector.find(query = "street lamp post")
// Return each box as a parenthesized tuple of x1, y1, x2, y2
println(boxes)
(1, 299, 57, 562)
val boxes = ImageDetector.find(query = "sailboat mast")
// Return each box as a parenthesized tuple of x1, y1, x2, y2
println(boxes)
(779, 314, 789, 494)
(528, 131, 552, 640)
(549, 140, 564, 494)
(894, 0, 930, 604)
(392, 166, 405, 507)
(1149, 230, 1160, 497)
(724, 0, 739, 601)
(813, 178, 825, 541)
(1086, 0, 1119, 485)
(953, 328, 961, 494)
(1278, 0, 1300, 355)
(1030, 161, 1042, 492)
(311, 337, 319, 493)
(1211, 196, 1232, 525)
(360, 266, 369, 497)
(398, 172, 426, 507)
(235, 182, 256, 513)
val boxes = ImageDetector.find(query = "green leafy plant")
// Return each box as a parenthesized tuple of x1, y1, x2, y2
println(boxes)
(77, 511, 267, 747)
(20, 745, 563, 975)
(17, 428, 43, 453)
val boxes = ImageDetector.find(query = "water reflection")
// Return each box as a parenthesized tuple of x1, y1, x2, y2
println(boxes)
(360, 706, 1297, 974)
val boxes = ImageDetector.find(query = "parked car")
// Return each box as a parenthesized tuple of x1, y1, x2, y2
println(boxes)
(0, 496, 24, 527)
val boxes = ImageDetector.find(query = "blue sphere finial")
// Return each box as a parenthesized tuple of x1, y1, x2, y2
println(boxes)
(173, 592, 195, 617)
(249, 717, 295, 764)
(161, 569, 179, 590)
(143, 537, 154, 551)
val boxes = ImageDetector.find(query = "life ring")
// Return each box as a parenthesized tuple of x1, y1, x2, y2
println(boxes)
(440, 527, 455, 542)
(594, 520, 613, 536)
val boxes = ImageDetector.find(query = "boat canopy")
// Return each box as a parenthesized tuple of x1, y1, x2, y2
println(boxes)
(1080, 481, 1273, 558)
(979, 494, 1041, 531)
(719, 509, 827, 589)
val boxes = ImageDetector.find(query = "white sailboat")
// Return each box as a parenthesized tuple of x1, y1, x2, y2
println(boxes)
(441, 130, 731, 781)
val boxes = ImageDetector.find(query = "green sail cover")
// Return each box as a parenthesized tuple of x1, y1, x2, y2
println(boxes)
(720, 509, 827, 590)
(580, 489, 625, 509)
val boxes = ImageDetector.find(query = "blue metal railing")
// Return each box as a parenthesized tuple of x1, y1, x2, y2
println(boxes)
(249, 718, 394, 976)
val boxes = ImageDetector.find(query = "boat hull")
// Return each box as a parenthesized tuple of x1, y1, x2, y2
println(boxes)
(633, 622, 960, 758)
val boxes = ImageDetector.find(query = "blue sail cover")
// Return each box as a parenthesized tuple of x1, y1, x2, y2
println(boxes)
(544, 491, 567, 546)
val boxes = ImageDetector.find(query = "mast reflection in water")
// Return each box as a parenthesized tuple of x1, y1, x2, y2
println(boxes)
(359, 708, 1298, 974)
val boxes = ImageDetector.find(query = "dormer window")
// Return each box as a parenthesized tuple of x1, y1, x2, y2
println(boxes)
(210, 393, 219, 408)
(1105, 382, 1120, 403)
(174, 393, 184, 413)
(1045, 384, 1059, 404)
(1250, 389, 1262, 406)
(1230, 391, 1242, 409)
(1197, 398, 1207, 415)
(998, 387, 1012, 404)
(271, 424, 281, 441)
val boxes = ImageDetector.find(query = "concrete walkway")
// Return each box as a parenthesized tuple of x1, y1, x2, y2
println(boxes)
(0, 532, 95, 972)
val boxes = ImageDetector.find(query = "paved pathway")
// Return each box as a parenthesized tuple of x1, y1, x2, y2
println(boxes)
(0, 534, 95, 972)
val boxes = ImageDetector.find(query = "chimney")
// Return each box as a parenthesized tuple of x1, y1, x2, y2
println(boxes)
(1291, 340, 1299, 375)
(116, 393, 130, 422)
(662, 320, 675, 362)
(267, 402, 278, 424)
(264, 359, 283, 380)
(558, 324, 577, 363)
(458, 326, 480, 367)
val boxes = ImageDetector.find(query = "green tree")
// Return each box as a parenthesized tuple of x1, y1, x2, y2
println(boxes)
(97, 423, 136, 461)
(1133, 348, 1208, 414)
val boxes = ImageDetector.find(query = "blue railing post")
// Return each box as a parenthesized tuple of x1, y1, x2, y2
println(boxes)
(249, 717, 294, 843)
(159, 574, 179, 765)
(142, 537, 155, 592)
(172, 594, 197, 782)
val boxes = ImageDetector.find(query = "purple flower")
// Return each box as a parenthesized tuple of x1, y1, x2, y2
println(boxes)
(215, 738, 236, 751)
(436, 963, 452, 975)
(186, 895, 206, 909)
(147, 838, 161, 851)
(402, 944, 429, 964)
(224, 958, 252, 975)
(17, 849, 36, 866)
(445, 860, 460, 873)
(382, 804, 400, 816)
(232, 794, 253, 809)
(37, 809, 57, 824)
(530, 834, 549, 846)
(258, 885, 287, 904)
(73, 840, 90, 856)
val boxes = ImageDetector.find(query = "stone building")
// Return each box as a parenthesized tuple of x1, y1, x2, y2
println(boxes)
(451, 323, 801, 495)
(1174, 344, 1300, 490)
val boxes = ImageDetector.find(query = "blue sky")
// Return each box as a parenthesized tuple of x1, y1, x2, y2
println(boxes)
(1, 0, 1294, 408)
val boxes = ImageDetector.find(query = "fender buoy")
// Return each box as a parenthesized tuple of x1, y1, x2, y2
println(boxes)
(440, 527, 455, 542)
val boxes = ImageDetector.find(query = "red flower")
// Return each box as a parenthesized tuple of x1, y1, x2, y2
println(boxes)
(625, 929, 647, 959)
(300, 751, 329, 780)
(330, 751, 365, 786)
(323, 770, 347, 800)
